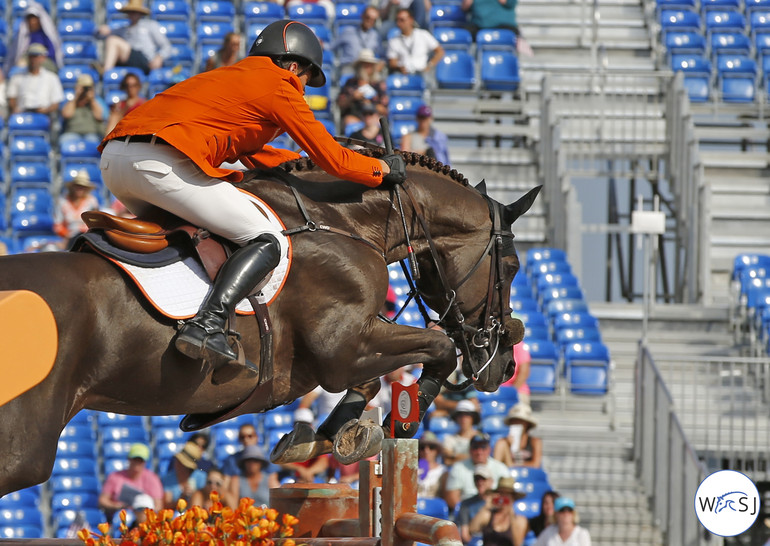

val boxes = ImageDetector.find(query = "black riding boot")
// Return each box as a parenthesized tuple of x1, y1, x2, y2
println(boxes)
(175, 234, 281, 368)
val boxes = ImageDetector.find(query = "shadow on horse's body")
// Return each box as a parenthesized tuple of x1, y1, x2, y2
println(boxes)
(0, 150, 537, 495)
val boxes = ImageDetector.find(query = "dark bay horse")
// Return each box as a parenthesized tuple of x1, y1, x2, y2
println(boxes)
(0, 148, 539, 495)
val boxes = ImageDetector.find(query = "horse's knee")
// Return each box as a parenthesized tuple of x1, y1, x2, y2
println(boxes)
(351, 378, 381, 403)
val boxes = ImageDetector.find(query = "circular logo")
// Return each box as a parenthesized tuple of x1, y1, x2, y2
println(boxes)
(694, 470, 760, 537)
(396, 390, 412, 420)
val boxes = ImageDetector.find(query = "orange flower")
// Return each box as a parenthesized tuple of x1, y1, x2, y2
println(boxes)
(96, 522, 110, 536)
(283, 540, 296, 546)
(176, 498, 188, 513)
(282, 514, 299, 527)
(265, 508, 278, 522)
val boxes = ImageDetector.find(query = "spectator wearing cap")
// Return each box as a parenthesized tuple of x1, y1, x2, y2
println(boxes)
(7, 43, 64, 115)
(54, 170, 100, 245)
(400, 105, 450, 165)
(161, 440, 207, 508)
(95, 0, 172, 75)
(333, 5, 384, 74)
(528, 490, 560, 538)
(443, 433, 510, 512)
(5, 1, 63, 75)
(99, 443, 163, 520)
(226, 445, 272, 508)
(456, 464, 494, 544)
(533, 497, 591, 546)
(129, 493, 155, 530)
(417, 431, 447, 498)
(337, 48, 389, 128)
(61, 73, 106, 142)
(493, 403, 542, 468)
(468, 476, 528, 546)
(386, 9, 444, 75)
(442, 399, 482, 464)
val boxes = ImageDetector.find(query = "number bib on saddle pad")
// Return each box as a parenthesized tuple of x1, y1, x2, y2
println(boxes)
(78, 195, 291, 320)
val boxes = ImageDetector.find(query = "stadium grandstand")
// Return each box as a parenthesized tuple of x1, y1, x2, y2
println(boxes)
(1, 0, 769, 544)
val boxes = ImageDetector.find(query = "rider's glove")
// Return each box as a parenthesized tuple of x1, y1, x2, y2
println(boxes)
(381, 153, 406, 186)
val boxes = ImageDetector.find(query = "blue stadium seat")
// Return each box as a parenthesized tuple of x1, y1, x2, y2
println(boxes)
(243, 1, 284, 23)
(659, 9, 701, 33)
(155, 441, 184, 466)
(516, 310, 549, 330)
(664, 30, 707, 55)
(62, 40, 99, 64)
(59, 135, 101, 164)
(54, 508, 106, 535)
(386, 74, 426, 96)
(197, 42, 219, 68)
(417, 497, 450, 519)
(153, 426, 185, 444)
(671, 53, 712, 101)
(546, 298, 589, 321)
(335, 3, 364, 31)
(529, 259, 572, 279)
(525, 324, 550, 341)
(511, 297, 539, 314)
(540, 285, 585, 307)
(0, 525, 43, 539)
(51, 492, 100, 515)
(263, 411, 294, 431)
(510, 283, 534, 300)
(524, 339, 559, 394)
(481, 415, 508, 435)
(427, 415, 459, 434)
(12, 0, 51, 18)
(701, 0, 741, 12)
(9, 186, 54, 228)
(388, 96, 424, 120)
(555, 326, 602, 349)
(8, 113, 50, 138)
(246, 21, 269, 40)
(390, 119, 418, 143)
(59, 64, 99, 87)
(10, 162, 52, 186)
(526, 247, 568, 271)
(434, 27, 473, 50)
(476, 28, 517, 54)
(197, 21, 235, 44)
(436, 52, 476, 89)
(429, 4, 467, 30)
(0, 490, 39, 508)
(705, 10, 747, 34)
(165, 44, 195, 69)
(157, 20, 192, 43)
(96, 412, 145, 427)
(214, 443, 241, 466)
(51, 457, 98, 477)
(480, 399, 512, 417)
(0, 507, 42, 529)
(103, 88, 126, 108)
(104, 0, 128, 20)
(307, 23, 332, 45)
(50, 475, 100, 494)
(101, 426, 149, 443)
(710, 32, 751, 57)
(481, 51, 520, 91)
(554, 312, 599, 331)
(69, 410, 95, 426)
(152, 0, 190, 21)
(56, 440, 97, 459)
(9, 135, 50, 163)
(61, 162, 102, 188)
(656, 0, 697, 9)
(103, 458, 129, 474)
(288, 3, 330, 26)
(747, 0, 770, 12)
(196, 0, 236, 22)
(213, 427, 240, 446)
(59, 423, 96, 442)
(564, 342, 610, 395)
(510, 466, 549, 483)
(717, 54, 757, 102)
(57, 0, 95, 19)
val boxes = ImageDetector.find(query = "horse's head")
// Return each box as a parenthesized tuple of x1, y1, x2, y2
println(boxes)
(411, 178, 542, 392)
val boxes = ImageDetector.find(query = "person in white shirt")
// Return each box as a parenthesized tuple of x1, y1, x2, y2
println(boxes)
(386, 8, 444, 74)
(7, 43, 64, 115)
(534, 497, 592, 546)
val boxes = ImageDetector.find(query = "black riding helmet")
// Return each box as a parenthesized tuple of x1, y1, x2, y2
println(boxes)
(249, 20, 326, 87)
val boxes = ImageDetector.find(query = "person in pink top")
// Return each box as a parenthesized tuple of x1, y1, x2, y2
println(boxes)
(99, 443, 163, 521)
(503, 342, 531, 406)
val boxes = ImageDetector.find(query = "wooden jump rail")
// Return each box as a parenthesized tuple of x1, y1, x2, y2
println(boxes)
(0, 439, 459, 546)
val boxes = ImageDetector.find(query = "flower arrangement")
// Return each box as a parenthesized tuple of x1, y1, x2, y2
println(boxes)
(78, 493, 299, 546)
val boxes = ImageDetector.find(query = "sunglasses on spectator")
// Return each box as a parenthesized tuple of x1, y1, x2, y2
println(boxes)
(239, 433, 256, 440)
(207, 480, 223, 487)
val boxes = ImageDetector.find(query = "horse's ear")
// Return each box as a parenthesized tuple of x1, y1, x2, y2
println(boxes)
(503, 185, 542, 225)
(474, 179, 487, 195)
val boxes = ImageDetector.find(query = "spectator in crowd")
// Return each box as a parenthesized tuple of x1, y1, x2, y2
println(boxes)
(417, 431, 447, 498)
(204, 33, 243, 72)
(380, 0, 431, 34)
(5, 2, 63, 75)
(0, 72, 7, 119)
(188, 432, 214, 472)
(369, 366, 418, 417)
(61, 74, 106, 142)
(337, 49, 388, 128)
(221, 423, 279, 485)
(456, 465, 494, 544)
(190, 467, 226, 511)
(443, 399, 482, 464)
(493, 403, 542, 468)
(348, 105, 383, 145)
(386, 9, 444, 75)
(105, 73, 147, 134)
(534, 497, 592, 546)
(299, 386, 345, 418)
(54, 170, 100, 245)
(468, 476, 528, 546)
(99, 443, 163, 521)
(444, 433, 510, 513)
(334, 5, 384, 74)
(462, 0, 532, 56)
(161, 440, 207, 509)
(7, 44, 64, 115)
(400, 105, 450, 165)
(226, 445, 272, 508)
(528, 490, 560, 538)
(95, 0, 172, 75)
(502, 342, 531, 407)
(129, 493, 155, 530)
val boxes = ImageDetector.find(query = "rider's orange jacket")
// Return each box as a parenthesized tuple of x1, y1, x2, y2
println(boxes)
(100, 56, 384, 187)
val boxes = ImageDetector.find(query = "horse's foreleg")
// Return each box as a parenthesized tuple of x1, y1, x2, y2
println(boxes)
(270, 379, 381, 465)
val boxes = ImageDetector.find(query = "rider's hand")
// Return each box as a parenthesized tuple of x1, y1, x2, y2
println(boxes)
(381, 153, 406, 186)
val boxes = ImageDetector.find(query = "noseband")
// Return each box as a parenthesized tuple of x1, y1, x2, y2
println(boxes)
(392, 184, 515, 391)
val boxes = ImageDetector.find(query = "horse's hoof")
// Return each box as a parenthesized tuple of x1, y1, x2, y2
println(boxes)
(270, 422, 330, 464)
(333, 418, 384, 465)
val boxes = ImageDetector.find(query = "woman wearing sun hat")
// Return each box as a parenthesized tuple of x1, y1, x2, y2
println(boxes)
(468, 476, 528, 546)
(533, 497, 592, 546)
(493, 402, 543, 468)
(417, 431, 447, 498)
(54, 169, 100, 244)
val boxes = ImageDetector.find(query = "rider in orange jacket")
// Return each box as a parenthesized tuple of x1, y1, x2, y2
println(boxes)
(99, 20, 406, 377)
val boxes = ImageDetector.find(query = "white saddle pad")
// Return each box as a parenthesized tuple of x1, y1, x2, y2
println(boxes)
(112, 195, 291, 320)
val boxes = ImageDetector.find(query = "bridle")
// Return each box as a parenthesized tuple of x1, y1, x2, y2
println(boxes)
(392, 183, 516, 391)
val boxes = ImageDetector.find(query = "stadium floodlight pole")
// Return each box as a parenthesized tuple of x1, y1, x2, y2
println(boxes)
(380, 116, 419, 281)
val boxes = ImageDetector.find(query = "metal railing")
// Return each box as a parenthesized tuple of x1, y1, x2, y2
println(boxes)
(633, 344, 714, 546)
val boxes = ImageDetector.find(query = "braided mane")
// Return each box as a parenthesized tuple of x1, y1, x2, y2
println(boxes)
(277, 145, 470, 187)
